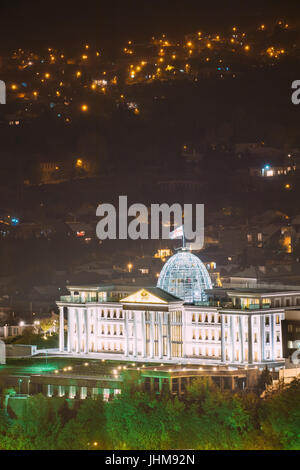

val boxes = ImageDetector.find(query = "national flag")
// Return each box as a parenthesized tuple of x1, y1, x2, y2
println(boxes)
(169, 225, 184, 239)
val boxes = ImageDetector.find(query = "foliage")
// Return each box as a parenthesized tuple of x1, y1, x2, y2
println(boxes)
(259, 378, 300, 450)
(0, 378, 299, 450)
(57, 398, 107, 450)
(39, 317, 56, 334)
(105, 387, 187, 450)
(258, 366, 273, 392)
(8, 332, 59, 349)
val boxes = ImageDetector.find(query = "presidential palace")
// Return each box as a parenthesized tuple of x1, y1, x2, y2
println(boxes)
(57, 249, 300, 367)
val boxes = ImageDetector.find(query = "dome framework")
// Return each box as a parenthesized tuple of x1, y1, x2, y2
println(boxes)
(157, 250, 212, 303)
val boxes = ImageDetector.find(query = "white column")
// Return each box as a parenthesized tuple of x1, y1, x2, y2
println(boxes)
(271, 313, 275, 360)
(158, 313, 163, 359)
(230, 315, 235, 362)
(124, 311, 129, 357)
(150, 312, 154, 358)
(84, 308, 89, 354)
(182, 310, 186, 359)
(239, 316, 244, 363)
(221, 315, 226, 362)
(133, 312, 137, 357)
(141, 312, 146, 358)
(167, 313, 171, 360)
(4, 325, 8, 339)
(67, 308, 71, 353)
(76, 309, 80, 353)
(59, 306, 64, 352)
(260, 315, 265, 361)
(248, 315, 253, 364)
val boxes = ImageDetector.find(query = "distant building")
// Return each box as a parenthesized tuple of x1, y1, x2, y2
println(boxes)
(235, 143, 282, 159)
(0, 322, 40, 339)
(40, 162, 61, 184)
(181, 145, 203, 164)
(281, 310, 300, 358)
(260, 163, 296, 177)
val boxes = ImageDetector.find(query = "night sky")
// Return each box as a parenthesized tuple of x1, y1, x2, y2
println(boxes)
(1, 0, 300, 52)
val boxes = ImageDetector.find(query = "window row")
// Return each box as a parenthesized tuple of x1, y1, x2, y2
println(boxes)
(192, 329, 221, 341)
(100, 342, 124, 352)
(90, 342, 124, 353)
(265, 332, 281, 343)
(191, 313, 221, 323)
(100, 309, 123, 319)
(191, 347, 221, 358)
(74, 323, 124, 336)
(100, 324, 124, 336)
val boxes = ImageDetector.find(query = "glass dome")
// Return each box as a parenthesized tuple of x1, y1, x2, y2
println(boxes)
(157, 250, 212, 303)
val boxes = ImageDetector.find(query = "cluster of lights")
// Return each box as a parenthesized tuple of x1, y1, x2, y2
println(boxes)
(7, 23, 292, 121)
(266, 46, 285, 58)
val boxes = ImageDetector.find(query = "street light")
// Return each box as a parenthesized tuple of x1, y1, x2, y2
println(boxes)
(127, 263, 133, 272)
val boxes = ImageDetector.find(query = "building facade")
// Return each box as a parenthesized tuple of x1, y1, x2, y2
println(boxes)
(56, 284, 300, 367)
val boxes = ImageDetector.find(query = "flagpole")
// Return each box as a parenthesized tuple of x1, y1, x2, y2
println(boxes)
(182, 225, 185, 249)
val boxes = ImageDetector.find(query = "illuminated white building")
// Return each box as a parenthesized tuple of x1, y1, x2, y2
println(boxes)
(56, 251, 300, 367)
